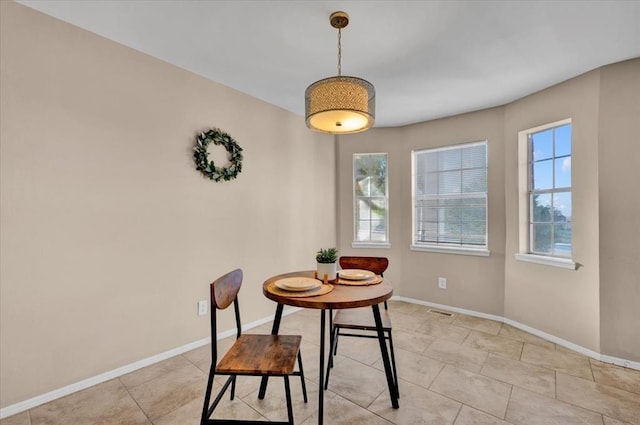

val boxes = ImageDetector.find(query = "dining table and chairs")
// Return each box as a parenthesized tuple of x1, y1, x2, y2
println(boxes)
(201, 257, 399, 425)
(259, 257, 399, 425)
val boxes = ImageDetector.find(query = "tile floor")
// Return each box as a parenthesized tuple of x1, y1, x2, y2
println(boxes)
(2, 301, 639, 425)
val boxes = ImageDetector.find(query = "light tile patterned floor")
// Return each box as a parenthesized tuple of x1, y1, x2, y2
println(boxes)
(3, 301, 640, 425)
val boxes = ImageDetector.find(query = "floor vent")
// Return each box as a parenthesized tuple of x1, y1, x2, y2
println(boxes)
(427, 309, 455, 317)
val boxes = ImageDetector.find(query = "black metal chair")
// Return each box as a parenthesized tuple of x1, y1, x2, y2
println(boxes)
(324, 256, 398, 397)
(201, 269, 307, 425)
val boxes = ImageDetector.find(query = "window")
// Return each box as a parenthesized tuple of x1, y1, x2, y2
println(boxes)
(353, 153, 389, 247)
(528, 122, 572, 256)
(411, 141, 489, 256)
(516, 119, 575, 269)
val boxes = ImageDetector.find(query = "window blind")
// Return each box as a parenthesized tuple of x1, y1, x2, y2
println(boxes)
(414, 142, 487, 247)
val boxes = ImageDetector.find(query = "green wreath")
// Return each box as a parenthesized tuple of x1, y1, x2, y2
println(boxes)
(193, 128, 243, 182)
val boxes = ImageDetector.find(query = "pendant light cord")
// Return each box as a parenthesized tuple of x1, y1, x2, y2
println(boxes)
(337, 28, 342, 76)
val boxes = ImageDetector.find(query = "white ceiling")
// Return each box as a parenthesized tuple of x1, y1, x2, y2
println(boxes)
(18, 0, 640, 128)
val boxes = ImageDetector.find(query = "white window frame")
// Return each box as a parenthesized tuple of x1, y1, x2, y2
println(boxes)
(352, 153, 390, 249)
(516, 118, 577, 270)
(410, 141, 490, 257)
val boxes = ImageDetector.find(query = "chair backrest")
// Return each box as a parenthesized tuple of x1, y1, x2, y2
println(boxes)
(211, 268, 243, 310)
(209, 269, 244, 366)
(339, 256, 388, 277)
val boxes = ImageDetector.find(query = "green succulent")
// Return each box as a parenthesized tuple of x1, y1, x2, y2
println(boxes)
(316, 247, 338, 263)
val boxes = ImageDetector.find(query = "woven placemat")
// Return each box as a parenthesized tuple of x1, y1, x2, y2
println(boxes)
(334, 275, 383, 286)
(267, 281, 334, 298)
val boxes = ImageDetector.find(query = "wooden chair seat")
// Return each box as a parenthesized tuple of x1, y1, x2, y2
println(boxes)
(332, 307, 392, 330)
(216, 334, 302, 375)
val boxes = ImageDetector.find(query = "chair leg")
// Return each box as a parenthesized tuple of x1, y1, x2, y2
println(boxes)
(328, 309, 333, 335)
(230, 375, 236, 400)
(284, 375, 294, 425)
(297, 351, 308, 403)
(329, 326, 338, 368)
(387, 331, 399, 398)
(201, 366, 216, 425)
(328, 309, 334, 354)
(324, 326, 339, 390)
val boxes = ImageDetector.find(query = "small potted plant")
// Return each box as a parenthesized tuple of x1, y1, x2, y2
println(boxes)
(316, 247, 338, 282)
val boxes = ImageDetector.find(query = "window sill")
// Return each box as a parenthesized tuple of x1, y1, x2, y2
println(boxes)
(410, 244, 490, 257)
(351, 242, 391, 249)
(514, 253, 577, 270)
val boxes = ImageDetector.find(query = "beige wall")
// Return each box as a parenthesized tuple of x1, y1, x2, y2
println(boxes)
(337, 59, 639, 359)
(0, 2, 335, 408)
(336, 127, 406, 294)
(503, 71, 602, 352)
(402, 108, 507, 315)
(337, 108, 507, 315)
(598, 59, 640, 361)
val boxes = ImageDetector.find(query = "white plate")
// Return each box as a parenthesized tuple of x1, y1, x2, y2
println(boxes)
(275, 277, 321, 292)
(338, 269, 375, 280)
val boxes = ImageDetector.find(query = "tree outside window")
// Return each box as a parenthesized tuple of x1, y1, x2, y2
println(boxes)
(529, 123, 572, 257)
(354, 154, 388, 243)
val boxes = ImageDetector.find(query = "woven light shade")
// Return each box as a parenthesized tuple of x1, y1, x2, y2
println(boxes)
(305, 11, 375, 135)
(305, 76, 375, 134)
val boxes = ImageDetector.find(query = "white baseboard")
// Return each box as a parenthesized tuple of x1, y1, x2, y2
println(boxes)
(0, 307, 302, 420)
(0, 337, 212, 420)
(392, 296, 640, 371)
(393, 296, 505, 323)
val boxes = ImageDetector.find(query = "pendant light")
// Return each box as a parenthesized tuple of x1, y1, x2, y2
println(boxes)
(305, 11, 375, 134)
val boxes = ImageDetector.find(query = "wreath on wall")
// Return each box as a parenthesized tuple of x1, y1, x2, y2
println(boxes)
(193, 128, 243, 182)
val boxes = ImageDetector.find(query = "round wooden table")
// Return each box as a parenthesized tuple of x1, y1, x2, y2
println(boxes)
(260, 271, 398, 425)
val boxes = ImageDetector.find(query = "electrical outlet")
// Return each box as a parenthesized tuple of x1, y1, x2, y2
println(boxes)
(197, 300, 208, 316)
(438, 277, 447, 289)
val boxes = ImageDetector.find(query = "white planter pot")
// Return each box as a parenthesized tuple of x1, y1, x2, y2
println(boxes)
(316, 262, 337, 282)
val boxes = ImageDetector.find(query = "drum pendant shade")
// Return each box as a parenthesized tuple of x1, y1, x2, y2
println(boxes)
(305, 12, 375, 134)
